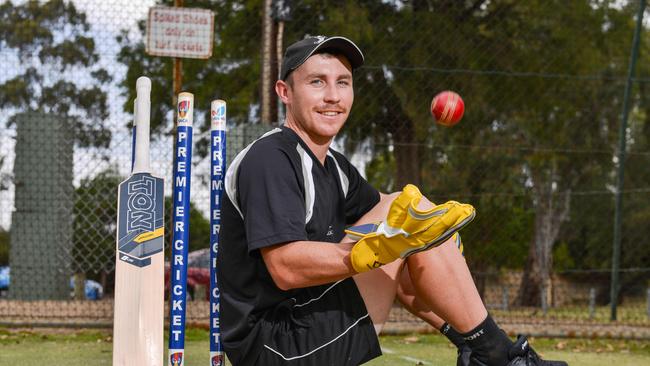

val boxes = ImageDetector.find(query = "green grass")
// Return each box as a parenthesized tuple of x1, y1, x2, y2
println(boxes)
(1, 327, 649, 365)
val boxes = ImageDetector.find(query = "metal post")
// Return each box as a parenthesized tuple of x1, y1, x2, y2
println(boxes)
(170, 0, 184, 259)
(261, 0, 278, 124)
(502, 285, 509, 311)
(589, 288, 596, 320)
(276, 19, 285, 124)
(173, 0, 184, 114)
(274, 0, 291, 124)
(610, 0, 645, 321)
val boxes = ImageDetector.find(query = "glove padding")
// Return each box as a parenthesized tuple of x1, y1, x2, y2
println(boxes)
(346, 184, 474, 272)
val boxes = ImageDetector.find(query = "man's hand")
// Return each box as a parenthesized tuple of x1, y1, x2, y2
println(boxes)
(346, 185, 475, 272)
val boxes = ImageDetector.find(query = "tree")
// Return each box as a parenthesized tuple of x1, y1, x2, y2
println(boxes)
(500, 1, 636, 307)
(0, 0, 111, 147)
(329, 1, 640, 306)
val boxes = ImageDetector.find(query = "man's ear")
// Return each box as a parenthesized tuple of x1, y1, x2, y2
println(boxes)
(275, 79, 290, 104)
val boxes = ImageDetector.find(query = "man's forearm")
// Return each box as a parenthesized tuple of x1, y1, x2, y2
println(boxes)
(261, 241, 357, 290)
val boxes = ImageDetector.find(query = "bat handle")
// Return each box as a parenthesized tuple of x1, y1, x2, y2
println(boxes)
(133, 77, 152, 173)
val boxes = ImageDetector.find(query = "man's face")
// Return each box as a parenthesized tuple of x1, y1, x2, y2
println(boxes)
(279, 53, 354, 143)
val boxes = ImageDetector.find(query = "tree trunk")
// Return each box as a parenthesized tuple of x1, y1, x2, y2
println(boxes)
(517, 163, 570, 307)
(518, 242, 541, 306)
(518, 209, 554, 307)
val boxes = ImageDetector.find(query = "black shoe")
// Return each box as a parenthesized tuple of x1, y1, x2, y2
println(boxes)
(457, 344, 472, 366)
(507, 335, 568, 366)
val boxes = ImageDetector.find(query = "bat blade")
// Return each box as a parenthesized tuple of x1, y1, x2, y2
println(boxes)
(116, 173, 165, 267)
(113, 76, 164, 366)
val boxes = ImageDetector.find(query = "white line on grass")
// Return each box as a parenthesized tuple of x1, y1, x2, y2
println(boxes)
(381, 346, 430, 365)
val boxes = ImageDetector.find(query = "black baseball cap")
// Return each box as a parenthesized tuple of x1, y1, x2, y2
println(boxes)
(280, 35, 364, 80)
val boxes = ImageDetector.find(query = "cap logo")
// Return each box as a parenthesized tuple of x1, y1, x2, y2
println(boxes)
(313, 35, 327, 44)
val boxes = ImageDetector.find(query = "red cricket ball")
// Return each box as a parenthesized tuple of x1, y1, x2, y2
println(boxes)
(431, 91, 465, 127)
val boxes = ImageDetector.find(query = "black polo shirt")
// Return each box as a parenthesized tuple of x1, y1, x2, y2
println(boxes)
(217, 126, 380, 365)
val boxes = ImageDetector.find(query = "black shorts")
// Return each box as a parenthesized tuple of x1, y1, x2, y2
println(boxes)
(253, 278, 381, 366)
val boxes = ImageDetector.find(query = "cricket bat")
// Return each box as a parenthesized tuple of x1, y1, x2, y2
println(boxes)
(113, 76, 165, 366)
(209, 99, 227, 366)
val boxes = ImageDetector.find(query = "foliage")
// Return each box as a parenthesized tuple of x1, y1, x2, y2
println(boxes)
(0, 0, 111, 148)
(553, 241, 575, 270)
(163, 196, 212, 253)
(72, 169, 120, 274)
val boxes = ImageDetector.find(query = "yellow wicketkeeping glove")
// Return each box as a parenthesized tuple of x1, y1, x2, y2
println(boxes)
(346, 184, 475, 272)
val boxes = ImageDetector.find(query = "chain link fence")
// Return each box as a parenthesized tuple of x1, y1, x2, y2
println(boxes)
(1, 0, 649, 338)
